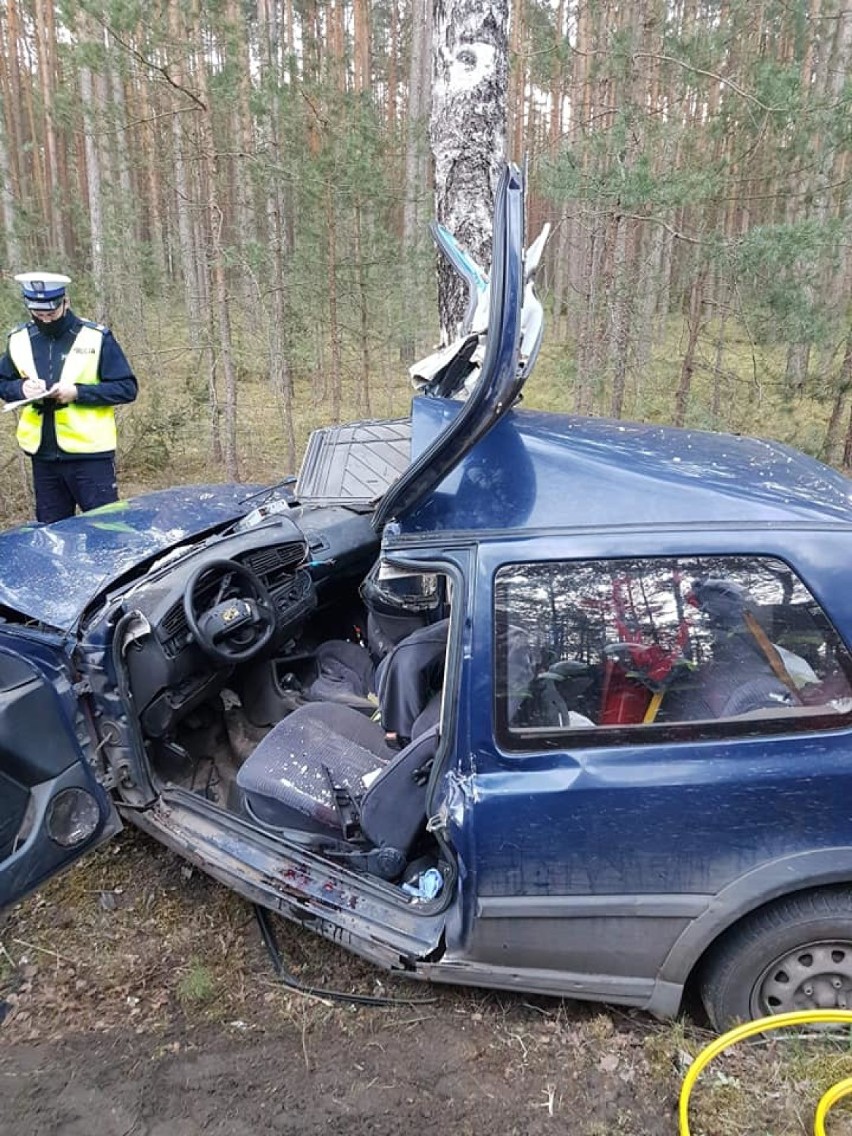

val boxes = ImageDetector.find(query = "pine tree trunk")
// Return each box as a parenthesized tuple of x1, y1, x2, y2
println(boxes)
(48, 0, 71, 258)
(20, 7, 49, 243)
(674, 272, 706, 427)
(354, 199, 372, 416)
(551, 207, 571, 339)
(329, 0, 346, 90)
(609, 217, 637, 419)
(79, 44, 105, 313)
(0, 96, 20, 265)
(711, 308, 730, 429)
(227, 0, 257, 262)
(0, 4, 23, 216)
(401, 0, 433, 357)
(635, 217, 667, 371)
(575, 218, 606, 414)
(354, 0, 372, 92)
(824, 329, 852, 466)
(258, 0, 297, 469)
(167, 3, 204, 339)
(549, 0, 565, 152)
(108, 47, 140, 315)
(507, 0, 525, 158)
(135, 60, 167, 286)
(387, 0, 399, 133)
(34, 0, 62, 255)
(402, 0, 431, 251)
(326, 183, 343, 422)
(193, 0, 238, 478)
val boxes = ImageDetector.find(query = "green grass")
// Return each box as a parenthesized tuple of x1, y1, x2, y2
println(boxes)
(176, 960, 217, 1005)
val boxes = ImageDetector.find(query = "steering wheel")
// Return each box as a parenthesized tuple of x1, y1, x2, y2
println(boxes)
(183, 558, 276, 663)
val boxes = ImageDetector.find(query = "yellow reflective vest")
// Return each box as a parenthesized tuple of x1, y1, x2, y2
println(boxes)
(7, 323, 117, 455)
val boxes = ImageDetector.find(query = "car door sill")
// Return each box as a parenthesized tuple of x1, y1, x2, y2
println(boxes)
(420, 957, 665, 1009)
(121, 794, 446, 969)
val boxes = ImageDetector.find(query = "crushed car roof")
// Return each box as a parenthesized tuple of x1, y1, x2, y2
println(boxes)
(394, 397, 852, 535)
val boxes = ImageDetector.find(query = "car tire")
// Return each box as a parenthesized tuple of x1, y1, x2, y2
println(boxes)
(700, 887, 852, 1031)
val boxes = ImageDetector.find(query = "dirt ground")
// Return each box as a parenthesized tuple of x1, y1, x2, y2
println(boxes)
(0, 1008, 668, 1136)
(1, 831, 849, 1136)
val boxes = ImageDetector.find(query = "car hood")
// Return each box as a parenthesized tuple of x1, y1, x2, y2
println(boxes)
(0, 484, 263, 631)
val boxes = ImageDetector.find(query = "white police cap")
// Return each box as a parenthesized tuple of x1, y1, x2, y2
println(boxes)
(14, 271, 71, 311)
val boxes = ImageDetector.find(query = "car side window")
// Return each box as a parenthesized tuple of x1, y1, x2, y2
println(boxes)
(494, 555, 852, 750)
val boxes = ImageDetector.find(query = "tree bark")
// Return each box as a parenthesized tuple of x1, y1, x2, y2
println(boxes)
(354, 0, 372, 93)
(0, 3, 23, 218)
(354, 199, 372, 416)
(227, 0, 257, 259)
(402, 0, 432, 253)
(825, 329, 852, 466)
(0, 94, 20, 265)
(79, 22, 106, 315)
(134, 48, 167, 286)
(167, 3, 204, 338)
(400, 0, 433, 357)
(507, 0, 525, 159)
(192, 0, 238, 479)
(258, 0, 296, 469)
(34, 0, 62, 255)
(674, 271, 706, 427)
(325, 182, 343, 422)
(431, 0, 509, 342)
(19, 2, 49, 240)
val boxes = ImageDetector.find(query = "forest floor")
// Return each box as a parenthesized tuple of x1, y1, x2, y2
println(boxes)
(3, 831, 852, 1135)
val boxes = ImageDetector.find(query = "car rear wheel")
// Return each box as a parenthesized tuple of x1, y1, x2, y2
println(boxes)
(700, 888, 852, 1031)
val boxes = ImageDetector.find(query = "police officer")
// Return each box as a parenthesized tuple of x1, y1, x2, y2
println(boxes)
(0, 272, 137, 522)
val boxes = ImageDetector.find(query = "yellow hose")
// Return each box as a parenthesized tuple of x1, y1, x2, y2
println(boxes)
(679, 1010, 852, 1136)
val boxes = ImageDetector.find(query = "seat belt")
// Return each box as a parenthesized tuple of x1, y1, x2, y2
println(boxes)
(742, 610, 802, 702)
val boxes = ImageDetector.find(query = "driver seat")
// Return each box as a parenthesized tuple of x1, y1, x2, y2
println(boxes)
(235, 701, 440, 876)
(305, 618, 450, 743)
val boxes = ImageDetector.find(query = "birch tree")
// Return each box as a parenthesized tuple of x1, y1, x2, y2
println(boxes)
(431, 0, 509, 342)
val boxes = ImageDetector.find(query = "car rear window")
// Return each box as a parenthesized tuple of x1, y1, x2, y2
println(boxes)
(494, 555, 852, 750)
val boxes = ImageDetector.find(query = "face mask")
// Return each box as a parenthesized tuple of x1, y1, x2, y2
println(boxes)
(33, 309, 72, 338)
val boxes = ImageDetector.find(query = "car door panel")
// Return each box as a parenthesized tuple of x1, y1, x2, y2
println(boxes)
(462, 732, 852, 981)
(0, 643, 121, 908)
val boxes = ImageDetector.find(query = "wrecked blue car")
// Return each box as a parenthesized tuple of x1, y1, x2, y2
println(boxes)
(4, 165, 852, 1031)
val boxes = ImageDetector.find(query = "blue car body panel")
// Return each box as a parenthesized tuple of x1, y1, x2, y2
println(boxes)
(0, 484, 267, 629)
(363, 520, 852, 1014)
(400, 398, 852, 535)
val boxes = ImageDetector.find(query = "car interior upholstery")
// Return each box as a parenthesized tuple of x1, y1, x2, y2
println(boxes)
(117, 515, 452, 890)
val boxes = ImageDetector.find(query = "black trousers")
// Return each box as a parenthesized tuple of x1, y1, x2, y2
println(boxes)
(31, 456, 119, 523)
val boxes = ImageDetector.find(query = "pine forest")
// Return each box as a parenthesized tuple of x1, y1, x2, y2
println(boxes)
(0, 0, 850, 520)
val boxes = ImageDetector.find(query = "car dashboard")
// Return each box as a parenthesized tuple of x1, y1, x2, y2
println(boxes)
(105, 505, 378, 740)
